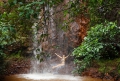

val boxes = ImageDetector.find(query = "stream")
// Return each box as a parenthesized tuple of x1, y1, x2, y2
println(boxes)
(3, 73, 113, 81)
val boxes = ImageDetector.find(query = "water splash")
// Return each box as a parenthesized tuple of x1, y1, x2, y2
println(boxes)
(30, 2, 75, 75)
(19, 73, 81, 81)
(30, 7, 55, 74)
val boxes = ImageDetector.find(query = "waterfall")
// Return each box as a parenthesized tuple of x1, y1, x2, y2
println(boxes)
(30, 22, 42, 73)
(29, 1, 84, 74)
(30, 6, 55, 73)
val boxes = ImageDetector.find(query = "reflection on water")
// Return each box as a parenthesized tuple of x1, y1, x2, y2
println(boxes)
(2, 73, 114, 81)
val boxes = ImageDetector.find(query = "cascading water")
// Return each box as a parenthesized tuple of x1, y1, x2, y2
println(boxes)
(25, 4, 72, 77)
(14, 1, 87, 80)
(29, 2, 77, 75)
(29, 6, 54, 74)
(30, 22, 42, 73)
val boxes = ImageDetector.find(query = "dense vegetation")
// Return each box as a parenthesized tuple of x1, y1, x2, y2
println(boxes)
(0, 0, 64, 74)
(71, 0, 120, 77)
(73, 22, 120, 73)
(0, 0, 120, 78)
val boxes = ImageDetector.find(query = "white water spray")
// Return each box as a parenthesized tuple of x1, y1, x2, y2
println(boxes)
(20, 4, 81, 81)
(19, 73, 81, 81)
(30, 19, 43, 73)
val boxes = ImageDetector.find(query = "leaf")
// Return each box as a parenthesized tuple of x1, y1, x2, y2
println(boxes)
(9, 26, 16, 32)
(26, 1, 44, 7)
(26, 13, 31, 19)
(18, 2, 23, 5)
(8, 0, 17, 6)
(19, 12, 24, 17)
(40, 34, 48, 38)
(72, 21, 119, 73)
(13, 0, 17, 4)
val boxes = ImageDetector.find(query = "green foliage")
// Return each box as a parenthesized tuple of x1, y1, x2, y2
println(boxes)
(0, 0, 119, 76)
(36, 52, 50, 62)
(87, 0, 120, 26)
(66, 0, 81, 17)
(7, 50, 23, 59)
(0, 0, 32, 44)
(18, 0, 64, 19)
(72, 21, 120, 73)
(0, 11, 16, 74)
(0, 22, 16, 45)
(18, 1, 44, 19)
(64, 0, 120, 26)
(117, 63, 120, 74)
(95, 58, 120, 76)
(0, 0, 65, 74)
(65, 0, 120, 75)
(97, 59, 113, 74)
(0, 0, 32, 74)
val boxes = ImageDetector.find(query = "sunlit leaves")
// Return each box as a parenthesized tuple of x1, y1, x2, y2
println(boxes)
(18, 1, 43, 19)
(72, 22, 120, 73)
(49, 0, 63, 7)
(8, 0, 17, 4)
(0, 22, 16, 45)
(65, 0, 81, 17)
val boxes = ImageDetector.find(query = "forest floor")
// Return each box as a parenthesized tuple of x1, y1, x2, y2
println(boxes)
(81, 58, 120, 81)
(4, 57, 31, 75)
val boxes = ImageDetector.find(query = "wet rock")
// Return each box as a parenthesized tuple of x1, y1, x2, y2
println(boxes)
(4, 58, 31, 75)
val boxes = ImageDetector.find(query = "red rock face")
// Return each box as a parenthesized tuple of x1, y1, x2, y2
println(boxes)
(41, 15, 89, 56)
(75, 15, 89, 46)
(37, 14, 89, 74)
(38, 1, 89, 57)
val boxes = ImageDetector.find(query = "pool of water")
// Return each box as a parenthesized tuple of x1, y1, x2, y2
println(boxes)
(2, 73, 113, 81)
